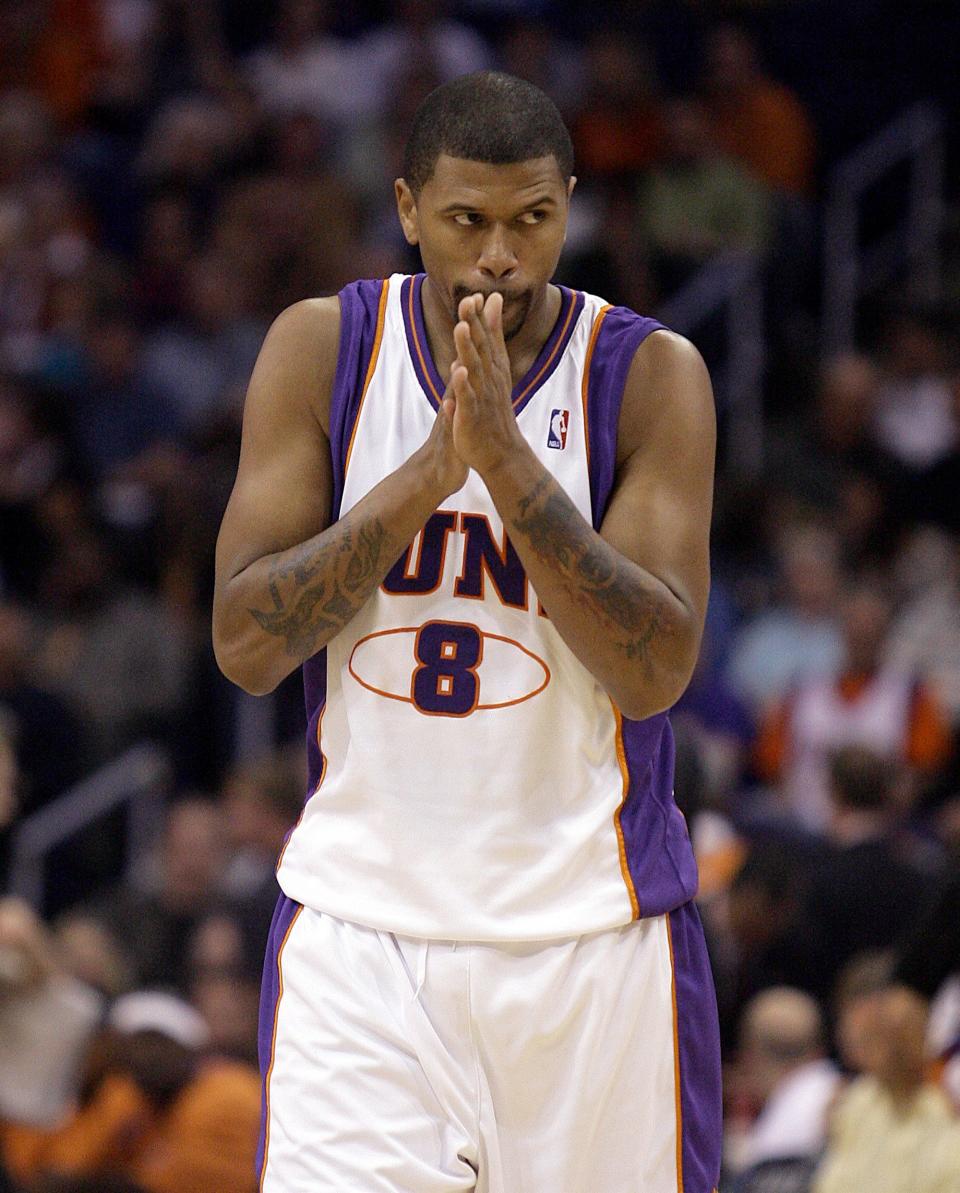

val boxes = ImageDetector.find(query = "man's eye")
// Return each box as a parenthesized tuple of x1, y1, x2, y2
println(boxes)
(453, 213, 481, 226)
(519, 210, 547, 225)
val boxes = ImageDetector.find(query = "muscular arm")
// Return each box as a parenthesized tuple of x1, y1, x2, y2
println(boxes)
(213, 298, 465, 695)
(454, 304, 714, 720)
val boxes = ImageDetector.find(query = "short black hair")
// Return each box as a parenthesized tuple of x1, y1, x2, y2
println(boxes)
(402, 71, 574, 195)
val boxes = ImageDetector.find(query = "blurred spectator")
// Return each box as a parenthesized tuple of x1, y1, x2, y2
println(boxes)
(36, 1176, 149, 1193)
(832, 950, 897, 1076)
(803, 747, 937, 993)
(220, 746, 304, 971)
(188, 961, 260, 1067)
(359, 0, 493, 115)
(5, 990, 260, 1193)
(0, 715, 17, 891)
(0, 898, 103, 1132)
(754, 578, 952, 831)
(498, 19, 585, 120)
(887, 527, 960, 726)
(52, 911, 135, 1000)
(246, 0, 376, 128)
(728, 523, 843, 715)
(766, 353, 895, 520)
(559, 185, 657, 314)
(86, 799, 228, 991)
(136, 94, 242, 221)
(66, 307, 179, 481)
(726, 987, 840, 1177)
(711, 844, 825, 1050)
(674, 626, 754, 805)
(813, 987, 960, 1193)
(140, 254, 265, 436)
(35, 530, 192, 762)
(872, 305, 957, 474)
(0, 602, 84, 810)
(913, 369, 960, 536)
(133, 193, 197, 327)
(572, 30, 664, 183)
(700, 24, 816, 196)
(638, 98, 771, 293)
(0, 376, 69, 600)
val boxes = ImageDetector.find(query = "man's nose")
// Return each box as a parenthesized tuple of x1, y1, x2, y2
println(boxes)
(477, 224, 518, 280)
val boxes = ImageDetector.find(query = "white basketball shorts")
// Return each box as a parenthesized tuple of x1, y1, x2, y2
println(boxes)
(256, 898, 721, 1192)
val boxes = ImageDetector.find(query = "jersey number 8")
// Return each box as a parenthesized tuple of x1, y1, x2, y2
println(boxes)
(411, 621, 482, 717)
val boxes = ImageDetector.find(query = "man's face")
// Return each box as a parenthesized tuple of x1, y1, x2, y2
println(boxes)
(396, 154, 574, 341)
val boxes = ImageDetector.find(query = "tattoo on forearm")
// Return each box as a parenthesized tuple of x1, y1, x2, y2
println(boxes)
(248, 517, 389, 660)
(511, 477, 674, 671)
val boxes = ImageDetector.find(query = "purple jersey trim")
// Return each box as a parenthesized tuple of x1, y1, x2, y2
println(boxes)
(585, 306, 698, 917)
(256, 893, 302, 1185)
(329, 277, 388, 521)
(669, 901, 723, 1193)
(619, 716, 699, 915)
(401, 274, 584, 416)
(301, 278, 384, 796)
(584, 307, 666, 530)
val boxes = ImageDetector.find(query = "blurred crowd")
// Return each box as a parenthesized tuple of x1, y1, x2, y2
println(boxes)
(1, 0, 959, 1191)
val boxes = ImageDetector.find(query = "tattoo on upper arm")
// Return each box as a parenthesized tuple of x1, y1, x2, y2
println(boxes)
(248, 517, 389, 660)
(511, 477, 675, 671)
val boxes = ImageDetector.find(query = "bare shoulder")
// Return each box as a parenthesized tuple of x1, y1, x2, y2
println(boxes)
(617, 329, 715, 462)
(253, 295, 341, 435)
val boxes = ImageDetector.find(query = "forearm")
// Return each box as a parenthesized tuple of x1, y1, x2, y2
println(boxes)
(214, 457, 444, 695)
(485, 447, 698, 719)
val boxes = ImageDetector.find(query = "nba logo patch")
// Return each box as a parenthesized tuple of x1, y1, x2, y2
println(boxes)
(547, 409, 569, 450)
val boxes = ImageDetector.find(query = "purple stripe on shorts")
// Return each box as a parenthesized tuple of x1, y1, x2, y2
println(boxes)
(583, 308, 665, 529)
(256, 893, 302, 1186)
(669, 901, 723, 1193)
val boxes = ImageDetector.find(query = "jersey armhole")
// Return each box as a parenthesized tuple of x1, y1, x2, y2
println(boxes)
(583, 308, 667, 530)
(329, 277, 390, 519)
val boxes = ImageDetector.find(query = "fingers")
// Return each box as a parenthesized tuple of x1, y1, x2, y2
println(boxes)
(450, 362, 475, 405)
(453, 318, 481, 377)
(461, 293, 493, 367)
(456, 292, 509, 388)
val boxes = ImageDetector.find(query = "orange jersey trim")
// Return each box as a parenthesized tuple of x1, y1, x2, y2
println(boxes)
(580, 303, 613, 469)
(259, 904, 303, 1192)
(344, 277, 390, 477)
(611, 703, 640, 919)
(666, 914, 685, 1193)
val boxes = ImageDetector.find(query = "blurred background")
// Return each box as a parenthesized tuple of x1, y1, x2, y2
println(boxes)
(1, 0, 959, 1190)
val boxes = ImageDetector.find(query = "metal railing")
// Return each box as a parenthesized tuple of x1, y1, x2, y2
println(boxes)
(7, 744, 171, 909)
(657, 251, 766, 477)
(822, 102, 945, 356)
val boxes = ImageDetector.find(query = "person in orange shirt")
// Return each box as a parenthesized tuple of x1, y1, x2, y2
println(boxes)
(4, 991, 262, 1193)
(754, 578, 953, 832)
(700, 23, 816, 196)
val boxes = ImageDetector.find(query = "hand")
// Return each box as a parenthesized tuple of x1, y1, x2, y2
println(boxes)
(415, 379, 469, 500)
(450, 292, 525, 477)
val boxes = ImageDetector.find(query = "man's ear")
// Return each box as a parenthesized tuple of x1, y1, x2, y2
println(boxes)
(567, 175, 577, 201)
(395, 179, 420, 246)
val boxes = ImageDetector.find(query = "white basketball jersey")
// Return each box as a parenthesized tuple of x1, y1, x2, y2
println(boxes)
(276, 274, 698, 940)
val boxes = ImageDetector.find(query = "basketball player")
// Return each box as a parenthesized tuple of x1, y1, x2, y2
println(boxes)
(213, 72, 721, 1192)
